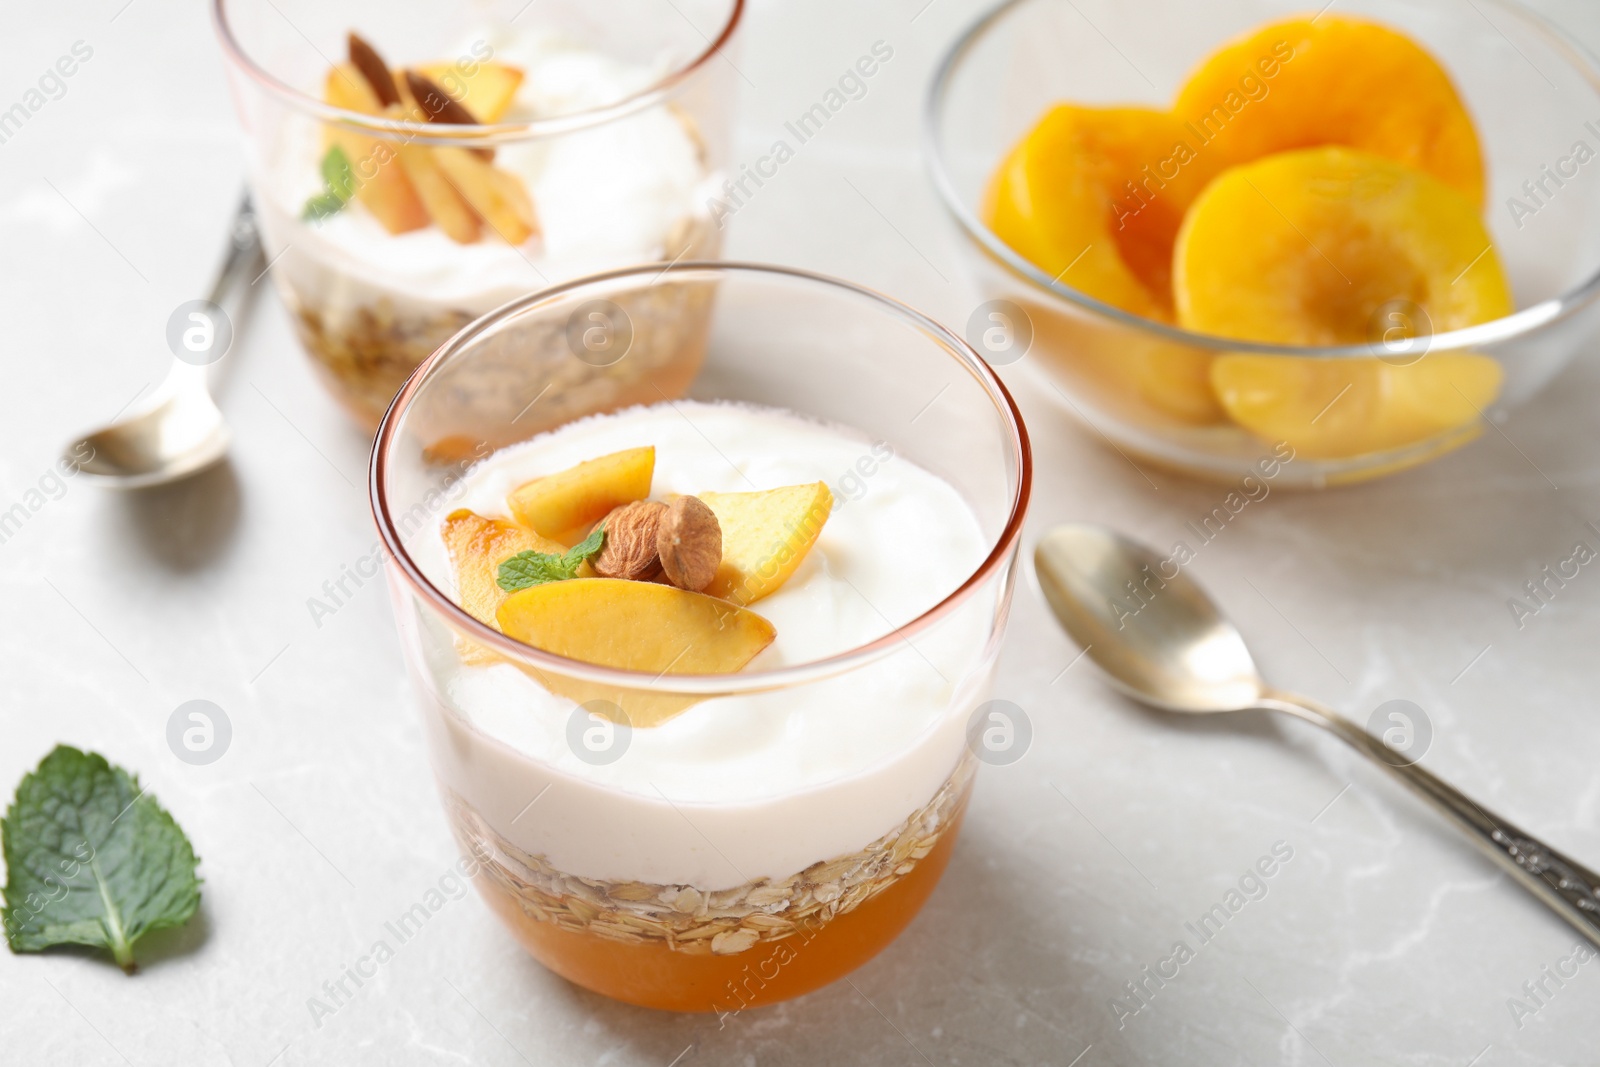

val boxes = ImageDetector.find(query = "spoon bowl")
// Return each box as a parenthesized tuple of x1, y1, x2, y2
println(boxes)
(70, 370, 231, 489)
(1034, 523, 1263, 713)
(63, 194, 261, 490)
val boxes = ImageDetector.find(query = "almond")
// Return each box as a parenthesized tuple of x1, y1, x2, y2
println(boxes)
(590, 501, 665, 581)
(348, 33, 400, 107)
(404, 70, 494, 161)
(657, 495, 721, 592)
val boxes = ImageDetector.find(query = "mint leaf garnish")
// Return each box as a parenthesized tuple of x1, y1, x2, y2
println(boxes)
(301, 145, 356, 221)
(322, 144, 356, 201)
(497, 525, 606, 592)
(301, 192, 346, 222)
(3, 746, 201, 974)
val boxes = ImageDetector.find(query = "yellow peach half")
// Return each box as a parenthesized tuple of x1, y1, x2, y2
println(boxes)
(1176, 146, 1511, 458)
(985, 104, 1226, 319)
(1174, 147, 1510, 346)
(1210, 353, 1501, 460)
(983, 105, 1227, 424)
(1173, 15, 1485, 208)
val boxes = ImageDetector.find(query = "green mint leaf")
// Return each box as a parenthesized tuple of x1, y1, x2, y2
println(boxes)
(497, 525, 608, 592)
(301, 146, 357, 221)
(301, 191, 346, 221)
(496, 550, 578, 591)
(2, 746, 201, 975)
(321, 145, 357, 202)
(562, 525, 606, 569)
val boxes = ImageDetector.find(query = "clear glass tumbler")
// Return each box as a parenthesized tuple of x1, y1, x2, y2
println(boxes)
(370, 263, 1031, 1011)
(214, 0, 742, 430)
(926, 0, 1600, 486)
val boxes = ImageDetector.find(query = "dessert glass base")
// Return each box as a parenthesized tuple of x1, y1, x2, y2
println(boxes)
(447, 755, 975, 1011)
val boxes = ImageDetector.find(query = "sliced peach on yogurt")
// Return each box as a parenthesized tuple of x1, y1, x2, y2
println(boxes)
(433, 146, 538, 245)
(322, 64, 430, 234)
(508, 446, 656, 547)
(497, 579, 776, 676)
(497, 578, 777, 727)
(699, 482, 833, 606)
(417, 62, 525, 123)
(441, 509, 567, 663)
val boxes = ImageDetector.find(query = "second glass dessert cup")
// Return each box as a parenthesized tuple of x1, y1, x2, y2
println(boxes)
(215, 0, 742, 430)
(371, 263, 1032, 1011)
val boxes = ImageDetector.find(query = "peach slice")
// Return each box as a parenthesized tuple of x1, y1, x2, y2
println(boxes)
(1176, 146, 1511, 458)
(699, 482, 833, 606)
(508, 447, 655, 546)
(441, 509, 567, 663)
(497, 578, 776, 676)
(418, 62, 524, 123)
(322, 65, 430, 234)
(497, 578, 777, 727)
(1173, 15, 1485, 208)
(433, 147, 538, 245)
(394, 144, 481, 244)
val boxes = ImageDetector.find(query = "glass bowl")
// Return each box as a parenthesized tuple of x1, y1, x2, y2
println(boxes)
(370, 263, 1032, 1010)
(214, 0, 742, 430)
(926, 0, 1600, 486)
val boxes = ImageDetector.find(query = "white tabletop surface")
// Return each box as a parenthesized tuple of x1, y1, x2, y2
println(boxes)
(5, 0, 1600, 1064)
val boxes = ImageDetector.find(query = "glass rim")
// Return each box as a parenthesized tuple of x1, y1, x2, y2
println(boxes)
(211, 0, 745, 143)
(922, 0, 1600, 359)
(369, 260, 1034, 695)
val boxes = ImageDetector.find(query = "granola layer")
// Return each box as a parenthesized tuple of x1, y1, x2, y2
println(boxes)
(274, 213, 720, 430)
(444, 753, 976, 955)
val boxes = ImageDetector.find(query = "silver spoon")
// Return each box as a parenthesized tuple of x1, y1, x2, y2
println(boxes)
(66, 194, 266, 489)
(1035, 522, 1600, 947)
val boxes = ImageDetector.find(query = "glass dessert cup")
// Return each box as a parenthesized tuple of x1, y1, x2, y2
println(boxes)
(214, 0, 742, 431)
(925, 0, 1600, 486)
(371, 263, 1032, 1012)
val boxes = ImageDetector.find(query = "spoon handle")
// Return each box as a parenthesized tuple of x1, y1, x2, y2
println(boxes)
(149, 193, 265, 401)
(1267, 690, 1600, 948)
(208, 191, 265, 311)
(203, 192, 266, 389)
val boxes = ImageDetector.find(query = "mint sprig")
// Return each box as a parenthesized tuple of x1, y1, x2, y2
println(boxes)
(497, 525, 606, 592)
(302, 145, 357, 221)
(2, 746, 201, 974)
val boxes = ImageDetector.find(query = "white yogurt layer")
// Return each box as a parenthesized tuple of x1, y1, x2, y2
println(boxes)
(410, 402, 999, 888)
(264, 31, 713, 312)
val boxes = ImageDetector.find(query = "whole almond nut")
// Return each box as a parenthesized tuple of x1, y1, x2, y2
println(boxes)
(348, 33, 401, 107)
(591, 501, 666, 581)
(657, 495, 721, 592)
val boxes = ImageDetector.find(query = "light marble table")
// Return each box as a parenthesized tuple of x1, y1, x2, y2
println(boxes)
(4, 0, 1600, 1063)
